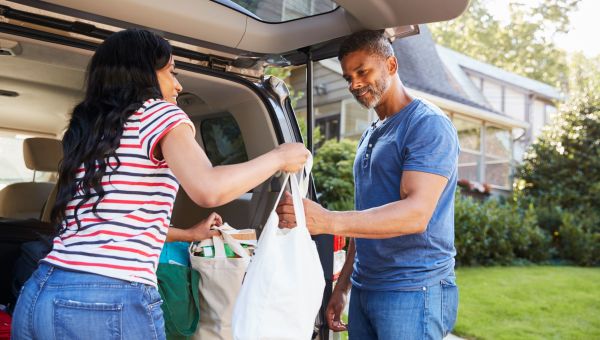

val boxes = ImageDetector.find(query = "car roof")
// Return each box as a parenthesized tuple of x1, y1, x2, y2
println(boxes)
(8, 0, 469, 61)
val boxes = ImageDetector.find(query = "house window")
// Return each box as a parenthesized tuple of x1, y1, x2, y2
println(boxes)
(200, 114, 249, 166)
(453, 116, 482, 183)
(316, 114, 340, 144)
(484, 125, 512, 188)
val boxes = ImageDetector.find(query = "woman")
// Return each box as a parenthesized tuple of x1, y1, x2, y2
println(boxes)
(10, 28, 309, 339)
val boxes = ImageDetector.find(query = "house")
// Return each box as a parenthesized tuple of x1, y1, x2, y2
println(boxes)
(289, 25, 562, 193)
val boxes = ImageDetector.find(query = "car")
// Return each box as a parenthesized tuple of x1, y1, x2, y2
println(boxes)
(0, 0, 469, 338)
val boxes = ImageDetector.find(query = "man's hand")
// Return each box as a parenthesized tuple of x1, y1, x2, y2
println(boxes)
(186, 212, 222, 241)
(326, 289, 348, 332)
(275, 192, 333, 235)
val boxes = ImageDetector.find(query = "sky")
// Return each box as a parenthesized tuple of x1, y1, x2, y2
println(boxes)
(486, 0, 600, 57)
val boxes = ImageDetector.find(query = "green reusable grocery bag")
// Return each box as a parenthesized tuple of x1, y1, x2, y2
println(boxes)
(157, 263, 201, 340)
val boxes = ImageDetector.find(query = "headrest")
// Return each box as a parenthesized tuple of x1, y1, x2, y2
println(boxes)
(23, 137, 62, 172)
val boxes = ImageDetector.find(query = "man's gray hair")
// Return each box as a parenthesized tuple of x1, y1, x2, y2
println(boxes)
(338, 30, 394, 61)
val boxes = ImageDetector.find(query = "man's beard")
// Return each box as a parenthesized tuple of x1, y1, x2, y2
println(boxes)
(351, 75, 391, 109)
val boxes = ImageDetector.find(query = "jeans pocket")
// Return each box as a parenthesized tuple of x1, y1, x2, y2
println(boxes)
(144, 286, 166, 340)
(54, 298, 123, 340)
(441, 276, 458, 337)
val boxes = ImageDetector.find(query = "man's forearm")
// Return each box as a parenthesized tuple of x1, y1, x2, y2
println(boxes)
(328, 198, 431, 238)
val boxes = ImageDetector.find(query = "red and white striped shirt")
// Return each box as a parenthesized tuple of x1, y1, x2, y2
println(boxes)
(43, 99, 195, 286)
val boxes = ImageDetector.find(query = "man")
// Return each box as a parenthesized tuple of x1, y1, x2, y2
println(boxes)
(277, 30, 459, 339)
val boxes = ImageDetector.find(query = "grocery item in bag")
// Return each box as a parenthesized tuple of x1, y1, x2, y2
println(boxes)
(189, 224, 255, 340)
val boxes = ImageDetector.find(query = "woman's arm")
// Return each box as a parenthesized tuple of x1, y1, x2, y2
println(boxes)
(160, 124, 308, 208)
(165, 212, 222, 242)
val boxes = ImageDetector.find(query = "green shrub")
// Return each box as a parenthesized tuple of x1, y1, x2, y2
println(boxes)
(312, 139, 357, 211)
(534, 204, 563, 236)
(515, 92, 600, 266)
(558, 212, 600, 266)
(454, 194, 483, 265)
(515, 204, 552, 263)
(454, 193, 551, 266)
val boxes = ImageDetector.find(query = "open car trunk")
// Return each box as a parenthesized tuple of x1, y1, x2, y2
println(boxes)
(0, 25, 334, 339)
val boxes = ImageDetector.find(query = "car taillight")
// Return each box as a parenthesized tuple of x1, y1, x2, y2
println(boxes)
(332, 235, 347, 282)
(333, 235, 346, 252)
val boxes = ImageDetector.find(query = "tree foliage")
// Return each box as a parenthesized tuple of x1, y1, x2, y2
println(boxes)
(430, 0, 580, 87)
(517, 101, 600, 213)
(312, 139, 357, 211)
(566, 53, 600, 103)
(517, 50, 600, 213)
(515, 62, 600, 265)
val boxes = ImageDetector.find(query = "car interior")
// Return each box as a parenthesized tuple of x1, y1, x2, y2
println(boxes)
(0, 28, 287, 223)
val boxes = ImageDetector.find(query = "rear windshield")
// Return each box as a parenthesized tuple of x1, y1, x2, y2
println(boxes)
(218, 0, 338, 23)
(200, 114, 249, 166)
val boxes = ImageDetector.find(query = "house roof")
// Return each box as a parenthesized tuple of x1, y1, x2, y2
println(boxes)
(317, 25, 559, 128)
(391, 25, 500, 113)
(436, 45, 563, 101)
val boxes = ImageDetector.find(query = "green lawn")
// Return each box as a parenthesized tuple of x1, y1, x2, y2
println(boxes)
(454, 266, 600, 340)
(335, 266, 599, 340)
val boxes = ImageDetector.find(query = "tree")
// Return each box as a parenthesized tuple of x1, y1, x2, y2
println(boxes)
(517, 96, 600, 215)
(566, 53, 600, 104)
(517, 51, 600, 207)
(515, 62, 600, 265)
(429, 0, 580, 88)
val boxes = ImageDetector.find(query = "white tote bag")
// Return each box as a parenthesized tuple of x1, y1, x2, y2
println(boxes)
(232, 163, 325, 340)
(190, 226, 251, 340)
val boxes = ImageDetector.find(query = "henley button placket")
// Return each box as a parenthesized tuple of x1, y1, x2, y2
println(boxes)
(363, 134, 377, 167)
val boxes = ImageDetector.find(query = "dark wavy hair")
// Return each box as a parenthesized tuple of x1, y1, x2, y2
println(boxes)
(51, 29, 172, 233)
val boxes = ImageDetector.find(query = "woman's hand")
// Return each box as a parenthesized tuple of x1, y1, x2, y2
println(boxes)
(166, 212, 223, 242)
(186, 212, 223, 241)
(273, 143, 310, 173)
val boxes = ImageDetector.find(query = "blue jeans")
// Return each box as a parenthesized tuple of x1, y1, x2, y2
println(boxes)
(348, 274, 458, 340)
(11, 263, 165, 340)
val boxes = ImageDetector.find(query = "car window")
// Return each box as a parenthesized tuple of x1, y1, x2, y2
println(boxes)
(0, 135, 56, 190)
(200, 114, 249, 166)
(224, 0, 338, 23)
